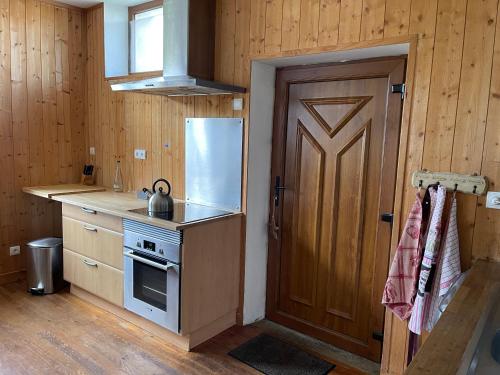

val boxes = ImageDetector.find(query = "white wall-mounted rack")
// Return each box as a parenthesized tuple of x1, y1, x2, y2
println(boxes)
(411, 171, 489, 196)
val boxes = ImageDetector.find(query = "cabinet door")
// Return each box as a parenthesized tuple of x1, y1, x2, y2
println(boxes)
(63, 249, 98, 294)
(63, 249, 124, 307)
(94, 262, 124, 307)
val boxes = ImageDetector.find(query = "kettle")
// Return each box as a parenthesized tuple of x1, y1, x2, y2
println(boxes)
(143, 179, 174, 216)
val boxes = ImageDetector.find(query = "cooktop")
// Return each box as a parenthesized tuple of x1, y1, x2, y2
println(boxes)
(129, 202, 233, 224)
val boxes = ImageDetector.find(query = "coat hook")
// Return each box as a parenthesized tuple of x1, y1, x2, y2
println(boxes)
(473, 185, 477, 194)
(454, 183, 458, 192)
(419, 179, 423, 188)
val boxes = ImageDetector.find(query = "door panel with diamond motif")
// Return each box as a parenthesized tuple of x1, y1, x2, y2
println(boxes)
(267, 59, 406, 362)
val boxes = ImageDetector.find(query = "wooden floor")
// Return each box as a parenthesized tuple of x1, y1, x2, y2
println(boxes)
(0, 282, 366, 374)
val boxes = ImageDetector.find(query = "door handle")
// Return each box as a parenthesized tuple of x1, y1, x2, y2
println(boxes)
(82, 259, 98, 267)
(123, 250, 178, 272)
(271, 176, 285, 239)
(83, 225, 98, 232)
(274, 176, 286, 207)
(81, 207, 97, 215)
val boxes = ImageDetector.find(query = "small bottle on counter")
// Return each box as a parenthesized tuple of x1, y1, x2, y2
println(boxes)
(113, 160, 124, 192)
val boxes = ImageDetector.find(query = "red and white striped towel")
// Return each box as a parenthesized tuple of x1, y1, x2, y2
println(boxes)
(382, 193, 423, 320)
(425, 194, 461, 331)
(408, 185, 446, 335)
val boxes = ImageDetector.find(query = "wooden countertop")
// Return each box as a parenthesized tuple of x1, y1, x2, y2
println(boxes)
(22, 184, 106, 198)
(406, 260, 500, 374)
(23, 185, 241, 231)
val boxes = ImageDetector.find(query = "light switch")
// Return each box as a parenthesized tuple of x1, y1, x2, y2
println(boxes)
(486, 192, 500, 209)
(89, 147, 96, 156)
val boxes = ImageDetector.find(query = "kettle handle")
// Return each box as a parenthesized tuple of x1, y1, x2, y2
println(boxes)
(152, 178, 171, 196)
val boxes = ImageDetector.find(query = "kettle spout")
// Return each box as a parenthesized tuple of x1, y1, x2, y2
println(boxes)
(142, 188, 153, 198)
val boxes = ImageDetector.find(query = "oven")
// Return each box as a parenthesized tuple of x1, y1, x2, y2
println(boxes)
(123, 219, 181, 333)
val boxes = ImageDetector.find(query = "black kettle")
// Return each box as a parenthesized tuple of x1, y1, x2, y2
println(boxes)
(143, 179, 174, 216)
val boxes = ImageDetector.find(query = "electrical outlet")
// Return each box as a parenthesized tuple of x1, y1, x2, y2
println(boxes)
(486, 192, 500, 209)
(134, 149, 147, 160)
(232, 98, 243, 111)
(89, 146, 96, 156)
(9, 245, 20, 256)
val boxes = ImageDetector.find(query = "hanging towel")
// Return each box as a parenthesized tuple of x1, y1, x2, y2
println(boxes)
(425, 194, 461, 331)
(408, 185, 446, 334)
(382, 193, 423, 320)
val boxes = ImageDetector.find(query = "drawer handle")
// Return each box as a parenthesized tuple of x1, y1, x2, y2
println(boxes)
(81, 207, 97, 215)
(82, 259, 98, 267)
(83, 225, 98, 232)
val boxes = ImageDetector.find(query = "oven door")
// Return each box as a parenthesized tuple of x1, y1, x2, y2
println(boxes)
(123, 249, 180, 333)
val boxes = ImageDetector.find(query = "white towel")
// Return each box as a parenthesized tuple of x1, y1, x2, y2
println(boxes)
(408, 185, 446, 335)
(425, 194, 461, 331)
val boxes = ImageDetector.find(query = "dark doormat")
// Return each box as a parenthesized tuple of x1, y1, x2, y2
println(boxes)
(228, 334, 336, 375)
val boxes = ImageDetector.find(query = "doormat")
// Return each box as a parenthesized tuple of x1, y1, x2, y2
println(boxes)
(228, 333, 336, 375)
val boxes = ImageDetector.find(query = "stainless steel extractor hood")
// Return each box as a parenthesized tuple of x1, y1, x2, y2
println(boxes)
(111, 0, 245, 96)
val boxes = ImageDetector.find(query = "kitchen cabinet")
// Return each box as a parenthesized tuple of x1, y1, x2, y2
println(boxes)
(54, 198, 241, 351)
(62, 203, 124, 307)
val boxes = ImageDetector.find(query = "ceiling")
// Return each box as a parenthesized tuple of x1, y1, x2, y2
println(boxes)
(59, 0, 148, 8)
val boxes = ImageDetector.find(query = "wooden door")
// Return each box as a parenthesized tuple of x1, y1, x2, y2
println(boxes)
(266, 58, 405, 362)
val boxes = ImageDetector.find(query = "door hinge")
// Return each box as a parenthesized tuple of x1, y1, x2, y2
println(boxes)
(381, 213, 394, 224)
(373, 331, 384, 342)
(391, 83, 406, 100)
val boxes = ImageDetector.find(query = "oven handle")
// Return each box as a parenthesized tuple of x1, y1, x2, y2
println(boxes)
(123, 250, 178, 272)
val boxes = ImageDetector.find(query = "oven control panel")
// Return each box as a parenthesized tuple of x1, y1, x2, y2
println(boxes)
(124, 231, 181, 263)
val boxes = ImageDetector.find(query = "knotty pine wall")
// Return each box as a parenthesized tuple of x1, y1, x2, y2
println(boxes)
(0, 0, 85, 283)
(84, 6, 245, 198)
(0, 0, 498, 373)
(85, 1, 500, 373)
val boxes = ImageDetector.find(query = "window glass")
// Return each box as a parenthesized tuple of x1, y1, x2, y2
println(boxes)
(130, 7, 163, 73)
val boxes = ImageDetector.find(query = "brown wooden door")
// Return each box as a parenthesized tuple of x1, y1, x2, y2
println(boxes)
(266, 58, 405, 362)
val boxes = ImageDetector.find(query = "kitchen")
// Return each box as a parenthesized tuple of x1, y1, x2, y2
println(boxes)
(1, 0, 500, 374)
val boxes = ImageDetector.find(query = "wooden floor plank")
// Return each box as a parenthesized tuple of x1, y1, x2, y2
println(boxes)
(0, 282, 368, 375)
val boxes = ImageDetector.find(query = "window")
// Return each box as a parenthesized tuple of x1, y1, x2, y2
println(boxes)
(130, 4, 163, 73)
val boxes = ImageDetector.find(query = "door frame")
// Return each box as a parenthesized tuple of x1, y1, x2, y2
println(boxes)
(265, 57, 407, 361)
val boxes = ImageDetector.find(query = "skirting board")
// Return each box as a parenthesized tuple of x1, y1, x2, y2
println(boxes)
(70, 285, 236, 351)
(0, 271, 26, 286)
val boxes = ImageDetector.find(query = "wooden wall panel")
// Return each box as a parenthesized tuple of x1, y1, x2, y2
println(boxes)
(298, 0, 321, 48)
(473, 0, 500, 262)
(338, 0, 362, 43)
(317, 0, 340, 46)
(2, 0, 495, 373)
(421, 0, 467, 171)
(359, 0, 385, 41)
(383, 0, 411, 38)
(0, 0, 86, 281)
(80, 1, 500, 373)
(281, 0, 301, 51)
(452, 0, 497, 269)
(265, 0, 283, 53)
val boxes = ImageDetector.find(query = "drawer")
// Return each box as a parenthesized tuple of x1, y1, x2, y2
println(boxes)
(63, 216, 123, 270)
(63, 248, 98, 295)
(63, 249, 123, 307)
(62, 203, 123, 233)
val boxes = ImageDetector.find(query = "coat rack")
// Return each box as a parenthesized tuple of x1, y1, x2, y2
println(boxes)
(411, 171, 488, 196)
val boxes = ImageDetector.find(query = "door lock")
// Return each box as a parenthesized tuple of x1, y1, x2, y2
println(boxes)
(274, 176, 286, 207)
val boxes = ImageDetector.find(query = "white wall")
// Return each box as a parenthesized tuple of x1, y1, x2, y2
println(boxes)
(104, 3, 129, 78)
(243, 62, 276, 324)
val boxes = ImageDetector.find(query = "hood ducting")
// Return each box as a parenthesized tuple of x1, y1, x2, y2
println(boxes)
(111, 0, 245, 96)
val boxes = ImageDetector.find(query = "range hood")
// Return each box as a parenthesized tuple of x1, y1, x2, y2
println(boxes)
(111, 0, 245, 96)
